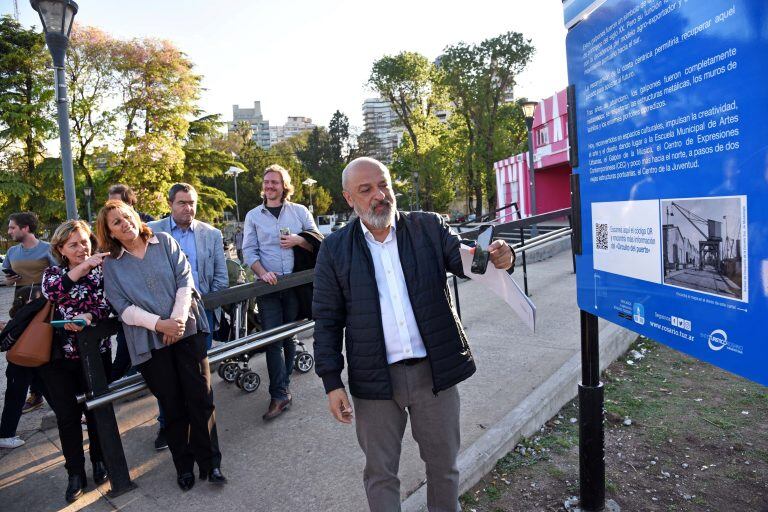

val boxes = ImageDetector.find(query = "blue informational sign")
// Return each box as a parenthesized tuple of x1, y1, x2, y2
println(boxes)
(565, 0, 768, 386)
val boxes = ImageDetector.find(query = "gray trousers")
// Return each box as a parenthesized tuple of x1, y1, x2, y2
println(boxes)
(353, 360, 461, 512)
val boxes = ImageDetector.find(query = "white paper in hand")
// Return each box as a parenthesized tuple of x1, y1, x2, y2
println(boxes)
(459, 244, 536, 332)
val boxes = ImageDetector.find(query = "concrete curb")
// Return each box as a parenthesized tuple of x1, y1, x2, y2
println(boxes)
(402, 320, 637, 512)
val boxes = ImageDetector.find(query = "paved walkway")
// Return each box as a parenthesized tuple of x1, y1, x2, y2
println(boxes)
(0, 249, 633, 511)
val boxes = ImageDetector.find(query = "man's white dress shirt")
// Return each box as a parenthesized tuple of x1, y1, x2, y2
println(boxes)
(360, 219, 427, 364)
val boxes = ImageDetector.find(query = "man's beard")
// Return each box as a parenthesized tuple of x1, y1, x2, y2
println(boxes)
(355, 197, 396, 230)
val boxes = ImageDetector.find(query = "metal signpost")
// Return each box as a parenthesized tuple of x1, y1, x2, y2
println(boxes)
(563, 0, 768, 509)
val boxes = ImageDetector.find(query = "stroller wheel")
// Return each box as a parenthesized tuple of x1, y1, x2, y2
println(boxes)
(240, 371, 260, 393)
(235, 370, 246, 388)
(221, 362, 240, 383)
(295, 352, 314, 373)
(216, 360, 230, 379)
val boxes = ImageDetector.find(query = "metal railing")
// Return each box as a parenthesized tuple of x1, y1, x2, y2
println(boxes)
(70, 269, 317, 496)
(75, 320, 313, 406)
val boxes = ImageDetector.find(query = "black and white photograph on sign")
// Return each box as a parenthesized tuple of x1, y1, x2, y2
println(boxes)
(660, 196, 747, 302)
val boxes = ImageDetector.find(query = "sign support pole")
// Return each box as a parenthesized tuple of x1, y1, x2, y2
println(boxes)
(78, 319, 137, 497)
(578, 309, 605, 511)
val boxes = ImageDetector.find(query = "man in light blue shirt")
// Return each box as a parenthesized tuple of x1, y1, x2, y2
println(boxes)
(170, 216, 199, 290)
(242, 164, 317, 421)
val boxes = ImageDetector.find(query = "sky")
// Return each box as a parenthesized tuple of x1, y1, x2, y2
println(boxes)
(3, 0, 569, 130)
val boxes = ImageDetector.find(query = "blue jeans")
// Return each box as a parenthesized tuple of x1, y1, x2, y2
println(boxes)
(158, 309, 216, 429)
(258, 289, 298, 401)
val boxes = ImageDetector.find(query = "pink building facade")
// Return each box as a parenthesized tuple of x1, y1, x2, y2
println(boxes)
(495, 88, 572, 222)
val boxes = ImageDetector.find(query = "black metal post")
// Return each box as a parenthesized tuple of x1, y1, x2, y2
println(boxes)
(78, 318, 137, 497)
(578, 310, 605, 511)
(519, 226, 529, 296)
(452, 275, 462, 320)
(526, 118, 538, 238)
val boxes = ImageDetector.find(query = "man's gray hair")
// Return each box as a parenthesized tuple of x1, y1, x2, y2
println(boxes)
(341, 157, 391, 191)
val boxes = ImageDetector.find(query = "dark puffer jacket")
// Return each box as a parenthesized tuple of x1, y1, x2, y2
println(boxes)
(312, 211, 475, 399)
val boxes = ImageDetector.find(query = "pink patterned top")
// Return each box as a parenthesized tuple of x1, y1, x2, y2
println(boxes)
(42, 266, 114, 360)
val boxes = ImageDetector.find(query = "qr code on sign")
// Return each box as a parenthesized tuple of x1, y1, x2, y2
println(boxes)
(595, 223, 608, 250)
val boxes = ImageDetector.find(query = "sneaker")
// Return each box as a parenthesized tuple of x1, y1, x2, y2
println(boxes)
(0, 436, 25, 449)
(154, 428, 169, 451)
(21, 393, 43, 414)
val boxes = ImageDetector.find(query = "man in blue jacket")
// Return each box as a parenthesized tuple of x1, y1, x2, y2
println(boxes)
(149, 183, 228, 450)
(313, 157, 515, 512)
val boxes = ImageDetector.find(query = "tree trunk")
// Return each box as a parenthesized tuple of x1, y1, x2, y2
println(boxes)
(422, 173, 433, 212)
(486, 163, 504, 213)
(464, 115, 476, 217)
(25, 133, 34, 175)
(474, 185, 483, 219)
(24, 73, 35, 175)
(482, 136, 496, 220)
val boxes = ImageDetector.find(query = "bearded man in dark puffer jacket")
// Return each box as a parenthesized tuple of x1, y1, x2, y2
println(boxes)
(313, 157, 515, 512)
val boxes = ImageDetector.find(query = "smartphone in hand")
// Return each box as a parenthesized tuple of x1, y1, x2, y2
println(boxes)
(471, 226, 494, 275)
(50, 319, 88, 328)
(2, 268, 19, 277)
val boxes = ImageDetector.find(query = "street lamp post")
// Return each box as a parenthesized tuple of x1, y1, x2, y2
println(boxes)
(225, 166, 244, 222)
(302, 178, 317, 214)
(31, 0, 79, 220)
(522, 100, 538, 236)
(83, 186, 92, 222)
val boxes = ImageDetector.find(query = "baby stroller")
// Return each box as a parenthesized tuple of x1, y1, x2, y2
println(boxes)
(216, 259, 314, 393)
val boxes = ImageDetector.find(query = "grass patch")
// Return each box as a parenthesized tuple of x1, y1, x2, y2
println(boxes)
(460, 336, 768, 511)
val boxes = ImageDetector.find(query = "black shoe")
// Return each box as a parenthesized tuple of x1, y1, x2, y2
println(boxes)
(65, 473, 87, 503)
(177, 472, 195, 491)
(154, 428, 168, 451)
(92, 461, 108, 485)
(199, 467, 227, 484)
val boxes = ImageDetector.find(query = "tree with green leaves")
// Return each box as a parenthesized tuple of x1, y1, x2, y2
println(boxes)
(218, 140, 270, 213)
(0, 15, 55, 219)
(328, 110, 350, 166)
(368, 52, 448, 211)
(179, 113, 236, 222)
(294, 125, 348, 212)
(107, 37, 201, 215)
(311, 186, 333, 215)
(295, 127, 329, 177)
(66, 25, 117, 199)
(439, 31, 534, 214)
(349, 129, 381, 161)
